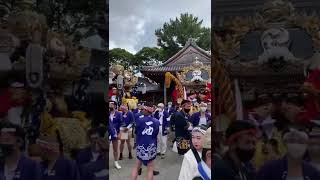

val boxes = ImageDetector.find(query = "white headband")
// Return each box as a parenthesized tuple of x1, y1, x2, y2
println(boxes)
(1, 128, 16, 133)
(10, 82, 24, 88)
(192, 127, 206, 135)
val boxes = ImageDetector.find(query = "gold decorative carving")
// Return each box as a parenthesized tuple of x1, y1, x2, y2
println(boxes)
(216, 0, 320, 60)
(176, 58, 211, 87)
(123, 69, 138, 88)
(165, 72, 184, 99)
(7, 10, 47, 41)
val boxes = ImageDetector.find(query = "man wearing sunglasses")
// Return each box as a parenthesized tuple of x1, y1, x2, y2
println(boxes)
(0, 122, 41, 180)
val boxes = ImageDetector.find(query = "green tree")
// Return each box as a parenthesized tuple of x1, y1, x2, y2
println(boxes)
(34, 0, 105, 39)
(134, 47, 164, 66)
(1, 0, 106, 42)
(109, 48, 135, 69)
(155, 13, 211, 60)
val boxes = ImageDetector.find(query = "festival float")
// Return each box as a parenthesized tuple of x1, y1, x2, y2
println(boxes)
(0, 0, 106, 155)
(214, 0, 320, 123)
(212, 0, 320, 169)
(109, 64, 139, 109)
(165, 58, 211, 104)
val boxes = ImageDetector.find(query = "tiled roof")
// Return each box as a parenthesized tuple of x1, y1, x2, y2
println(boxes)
(141, 38, 211, 73)
(142, 63, 211, 72)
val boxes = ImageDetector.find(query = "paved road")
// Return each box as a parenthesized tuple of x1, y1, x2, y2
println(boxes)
(109, 137, 183, 180)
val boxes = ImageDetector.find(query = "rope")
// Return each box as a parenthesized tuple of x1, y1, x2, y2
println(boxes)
(212, 33, 237, 121)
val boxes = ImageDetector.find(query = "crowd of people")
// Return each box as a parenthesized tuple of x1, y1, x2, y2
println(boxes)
(108, 99, 212, 180)
(0, 81, 108, 180)
(213, 95, 320, 180)
(0, 121, 107, 180)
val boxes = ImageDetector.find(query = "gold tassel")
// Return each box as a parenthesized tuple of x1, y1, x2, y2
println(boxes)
(165, 72, 184, 99)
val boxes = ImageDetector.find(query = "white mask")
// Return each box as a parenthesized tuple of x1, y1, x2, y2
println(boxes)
(200, 107, 207, 112)
(287, 143, 307, 159)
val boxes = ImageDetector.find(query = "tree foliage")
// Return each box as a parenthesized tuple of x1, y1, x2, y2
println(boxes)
(110, 13, 211, 69)
(109, 48, 135, 69)
(109, 47, 165, 68)
(155, 13, 211, 60)
(0, 0, 105, 41)
(37, 0, 105, 36)
(134, 47, 164, 66)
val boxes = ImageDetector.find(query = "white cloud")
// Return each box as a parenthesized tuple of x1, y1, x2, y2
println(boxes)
(109, 40, 117, 50)
(109, 15, 146, 53)
(109, 0, 210, 53)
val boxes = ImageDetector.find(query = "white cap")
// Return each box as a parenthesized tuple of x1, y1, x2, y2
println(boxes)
(157, 103, 165, 108)
(200, 102, 208, 107)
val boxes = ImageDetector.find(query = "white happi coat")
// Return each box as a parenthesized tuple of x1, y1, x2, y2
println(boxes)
(178, 149, 202, 180)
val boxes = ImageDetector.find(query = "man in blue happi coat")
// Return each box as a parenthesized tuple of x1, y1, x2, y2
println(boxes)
(257, 128, 320, 180)
(108, 101, 122, 169)
(37, 131, 80, 180)
(0, 122, 41, 180)
(174, 100, 193, 155)
(76, 126, 107, 180)
(190, 102, 211, 128)
(119, 105, 134, 160)
(165, 102, 176, 116)
(131, 102, 160, 180)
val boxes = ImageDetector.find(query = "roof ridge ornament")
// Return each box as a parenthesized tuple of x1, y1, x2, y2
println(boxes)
(259, 0, 295, 25)
(192, 57, 203, 68)
(187, 38, 197, 46)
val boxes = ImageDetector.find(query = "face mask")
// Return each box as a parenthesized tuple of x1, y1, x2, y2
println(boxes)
(184, 108, 191, 113)
(0, 144, 14, 158)
(200, 107, 207, 112)
(236, 147, 255, 162)
(287, 143, 307, 159)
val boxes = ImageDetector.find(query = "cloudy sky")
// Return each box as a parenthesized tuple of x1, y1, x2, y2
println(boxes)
(109, 0, 211, 54)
